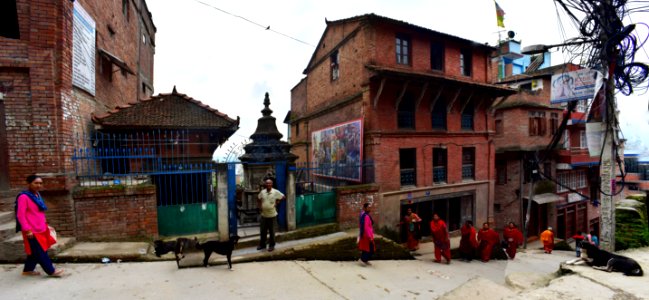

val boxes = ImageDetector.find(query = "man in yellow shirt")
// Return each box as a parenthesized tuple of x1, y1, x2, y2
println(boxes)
(257, 179, 285, 252)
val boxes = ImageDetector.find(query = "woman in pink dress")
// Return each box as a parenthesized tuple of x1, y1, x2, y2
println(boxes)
(358, 202, 375, 265)
(15, 175, 63, 277)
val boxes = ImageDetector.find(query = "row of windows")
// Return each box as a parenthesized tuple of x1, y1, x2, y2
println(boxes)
(495, 112, 560, 137)
(399, 147, 475, 186)
(396, 35, 472, 76)
(398, 95, 474, 130)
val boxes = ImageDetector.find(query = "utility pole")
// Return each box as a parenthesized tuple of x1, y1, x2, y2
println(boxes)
(598, 0, 619, 252)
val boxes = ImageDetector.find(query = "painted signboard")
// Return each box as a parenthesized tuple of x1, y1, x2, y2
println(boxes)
(72, 2, 96, 95)
(311, 119, 363, 182)
(550, 69, 603, 104)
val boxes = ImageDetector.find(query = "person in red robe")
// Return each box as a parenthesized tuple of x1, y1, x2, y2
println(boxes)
(503, 222, 523, 259)
(459, 220, 478, 261)
(477, 222, 499, 262)
(429, 213, 451, 264)
(398, 208, 422, 251)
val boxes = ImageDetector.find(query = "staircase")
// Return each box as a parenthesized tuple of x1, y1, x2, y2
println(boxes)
(0, 200, 74, 262)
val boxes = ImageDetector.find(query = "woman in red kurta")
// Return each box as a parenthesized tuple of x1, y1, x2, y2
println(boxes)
(399, 208, 422, 251)
(503, 222, 523, 259)
(429, 213, 451, 264)
(477, 222, 499, 262)
(358, 203, 375, 265)
(459, 220, 478, 261)
(15, 175, 63, 277)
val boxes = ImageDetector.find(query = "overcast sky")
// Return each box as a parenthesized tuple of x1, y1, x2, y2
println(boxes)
(145, 0, 649, 160)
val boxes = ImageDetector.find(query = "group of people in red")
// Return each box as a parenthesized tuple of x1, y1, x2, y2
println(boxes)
(398, 208, 528, 263)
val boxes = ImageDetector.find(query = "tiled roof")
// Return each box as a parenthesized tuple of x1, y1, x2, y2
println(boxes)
(92, 88, 239, 130)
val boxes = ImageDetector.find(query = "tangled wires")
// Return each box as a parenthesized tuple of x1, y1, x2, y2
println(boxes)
(555, 0, 649, 95)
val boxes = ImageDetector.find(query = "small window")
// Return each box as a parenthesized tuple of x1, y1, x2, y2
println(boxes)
(460, 49, 472, 76)
(431, 98, 447, 130)
(462, 147, 475, 180)
(528, 111, 547, 136)
(0, 1, 20, 39)
(396, 35, 410, 65)
(495, 119, 504, 135)
(461, 101, 474, 130)
(122, 0, 129, 20)
(295, 121, 300, 137)
(430, 41, 444, 71)
(397, 93, 415, 129)
(496, 159, 507, 185)
(433, 148, 447, 183)
(550, 113, 559, 135)
(330, 50, 339, 81)
(399, 148, 417, 186)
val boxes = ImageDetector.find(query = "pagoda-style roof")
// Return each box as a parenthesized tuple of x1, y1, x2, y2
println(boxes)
(92, 87, 240, 131)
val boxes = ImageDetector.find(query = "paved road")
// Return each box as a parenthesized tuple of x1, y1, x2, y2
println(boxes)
(0, 245, 576, 300)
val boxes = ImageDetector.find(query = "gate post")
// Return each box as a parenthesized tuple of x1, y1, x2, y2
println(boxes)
(287, 165, 296, 231)
(275, 162, 287, 230)
(216, 163, 229, 240)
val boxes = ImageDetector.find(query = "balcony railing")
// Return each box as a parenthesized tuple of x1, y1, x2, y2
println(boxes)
(400, 168, 416, 186)
(433, 166, 447, 183)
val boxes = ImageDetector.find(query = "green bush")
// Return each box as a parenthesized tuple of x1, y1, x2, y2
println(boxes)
(615, 208, 649, 251)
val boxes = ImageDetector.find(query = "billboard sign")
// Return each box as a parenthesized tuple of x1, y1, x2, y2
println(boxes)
(72, 2, 96, 96)
(550, 69, 603, 104)
(311, 119, 363, 182)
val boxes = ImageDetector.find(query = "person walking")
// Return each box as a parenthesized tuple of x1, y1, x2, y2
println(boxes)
(257, 179, 285, 252)
(477, 222, 499, 262)
(540, 227, 555, 254)
(398, 207, 422, 251)
(429, 213, 451, 264)
(15, 175, 64, 277)
(459, 220, 478, 262)
(358, 202, 375, 265)
(503, 222, 523, 259)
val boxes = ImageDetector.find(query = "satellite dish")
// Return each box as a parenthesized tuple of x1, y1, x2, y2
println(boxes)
(507, 31, 516, 39)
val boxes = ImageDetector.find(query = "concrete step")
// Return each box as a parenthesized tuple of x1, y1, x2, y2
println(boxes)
(0, 233, 75, 263)
(0, 220, 16, 240)
(0, 211, 13, 223)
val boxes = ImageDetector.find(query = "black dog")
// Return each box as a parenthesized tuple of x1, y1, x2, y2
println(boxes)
(196, 235, 240, 269)
(153, 237, 196, 268)
(577, 242, 644, 276)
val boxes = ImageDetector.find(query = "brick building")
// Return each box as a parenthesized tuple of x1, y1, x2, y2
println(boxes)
(290, 14, 515, 233)
(494, 50, 602, 239)
(0, 0, 155, 236)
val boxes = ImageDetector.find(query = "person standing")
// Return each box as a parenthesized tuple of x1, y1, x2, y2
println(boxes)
(589, 231, 600, 247)
(540, 227, 555, 254)
(429, 213, 451, 264)
(572, 231, 585, 257)
(503, 222, 523, 259)
(477, 222, 499, 262)
(358, 202, 375, 265)
(15, 175, 64, 277)
(398, 207, 422, 251)
(459, 220, 478, 261)
(257, 179, 285, 252)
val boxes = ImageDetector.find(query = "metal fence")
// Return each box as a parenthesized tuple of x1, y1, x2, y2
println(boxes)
(71, 130, 215, 204)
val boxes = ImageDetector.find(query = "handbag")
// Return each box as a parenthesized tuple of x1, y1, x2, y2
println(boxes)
(48, 225, 57, 243)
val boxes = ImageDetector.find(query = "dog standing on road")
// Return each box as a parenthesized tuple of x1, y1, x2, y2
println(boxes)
(153, 237, 197, 268)
(567, 242, 644, 276)
(196, 235, 240, 269)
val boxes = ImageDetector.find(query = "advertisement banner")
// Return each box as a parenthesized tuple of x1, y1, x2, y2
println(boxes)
(550, 69, 603, 104)
(72, 2, 96, 95)
(311, 119, 363, 182)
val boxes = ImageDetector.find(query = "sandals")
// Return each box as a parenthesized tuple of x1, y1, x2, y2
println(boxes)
(21, 271, 41, 276)
(48, 269, 64, 278)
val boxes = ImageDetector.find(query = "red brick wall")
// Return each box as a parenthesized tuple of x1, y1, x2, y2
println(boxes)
(72, 185, 158, 241)
(336, 185, 381, 230)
